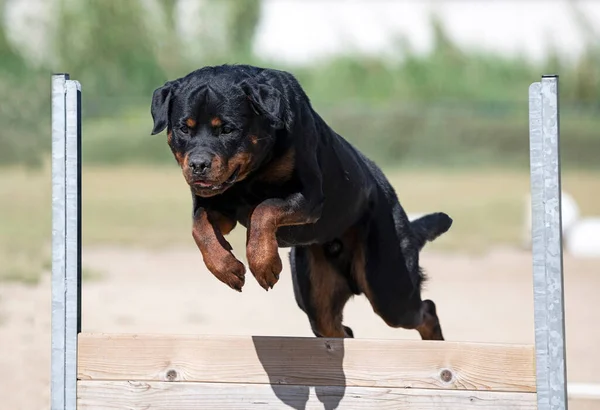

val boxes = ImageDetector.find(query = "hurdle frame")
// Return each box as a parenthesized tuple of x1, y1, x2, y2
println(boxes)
(51, 73, 82, 410)
(50, 73, 568, 409)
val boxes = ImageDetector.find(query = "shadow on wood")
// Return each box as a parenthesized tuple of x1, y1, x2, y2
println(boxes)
(252, 335, 346, 410)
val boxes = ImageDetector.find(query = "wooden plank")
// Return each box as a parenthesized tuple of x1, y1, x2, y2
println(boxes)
(78, 333, 535, 392)
(78, 381, 537, 410)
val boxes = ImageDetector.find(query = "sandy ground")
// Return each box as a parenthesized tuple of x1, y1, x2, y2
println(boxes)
(1, 245, 598, 409)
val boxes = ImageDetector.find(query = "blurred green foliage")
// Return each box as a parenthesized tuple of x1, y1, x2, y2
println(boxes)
(54, 0, 166, 109)
(1, 1, 600, 169)
(0, 0, 50, 167)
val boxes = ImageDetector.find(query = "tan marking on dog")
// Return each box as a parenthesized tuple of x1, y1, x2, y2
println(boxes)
(345, 228, 375, 303)
(174, 152, 185, 167)
(416, 318, 441, 340)
(308, 244, 353, 338)
(257, 148, 295, 183)
(192, 209, 245, 291)
(227, 151, 253, 182)
(245, 199, 313, 291)
(186, 118, 197, 128)
(167, 130, 173, 144)
(210, 117, 222, 127)
(212, 155, 224, 174)
(249, 134, 258, 145)
(416, 302, 444, 340)
(207, 211, 237, 236)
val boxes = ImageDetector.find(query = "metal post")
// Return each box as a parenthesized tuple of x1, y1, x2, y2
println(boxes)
(529, 75, 568, 410)
(51, 73, 82, 410)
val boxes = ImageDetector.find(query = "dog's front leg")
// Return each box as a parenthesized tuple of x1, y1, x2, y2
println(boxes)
(246, 152, 324, 291)
(192, 206, 246, 291)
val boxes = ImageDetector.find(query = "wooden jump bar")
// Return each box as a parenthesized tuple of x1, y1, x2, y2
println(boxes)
(78, 333, 535, 391)
(77, 333, 536, 409)
(78, 381, 536, 409)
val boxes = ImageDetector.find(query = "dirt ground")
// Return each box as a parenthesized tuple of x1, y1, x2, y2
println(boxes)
(1, 245, 598, 409)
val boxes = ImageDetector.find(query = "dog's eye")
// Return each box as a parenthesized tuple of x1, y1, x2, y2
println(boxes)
(179, 125, 189, 135)
(221, 125, 233, 135)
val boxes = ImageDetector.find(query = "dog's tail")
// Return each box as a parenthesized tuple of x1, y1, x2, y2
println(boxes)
(411, 212, 453, 251)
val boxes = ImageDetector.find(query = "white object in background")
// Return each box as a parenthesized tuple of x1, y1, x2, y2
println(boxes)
(522, 191, 580, 249)
(560, 191, 581, 235)
(568, 382, 600, 400)
(565, 217, 600, 258)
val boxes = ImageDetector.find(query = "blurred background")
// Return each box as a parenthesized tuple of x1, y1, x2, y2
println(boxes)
(1, 0, 599, 408)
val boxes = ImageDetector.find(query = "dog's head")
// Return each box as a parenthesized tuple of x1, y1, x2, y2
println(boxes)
(150, 67, 286, 197)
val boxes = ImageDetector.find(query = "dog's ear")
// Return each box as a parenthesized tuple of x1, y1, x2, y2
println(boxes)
(240, 80, 285, 130)
(150, 81, 174, 135)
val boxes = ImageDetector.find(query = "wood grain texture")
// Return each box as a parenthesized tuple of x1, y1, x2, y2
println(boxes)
(78, 333, 535, 392)
(77, 381, 537, 410)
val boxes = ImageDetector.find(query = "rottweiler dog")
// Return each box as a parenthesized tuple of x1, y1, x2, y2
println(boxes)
(150, 64, 453, 339)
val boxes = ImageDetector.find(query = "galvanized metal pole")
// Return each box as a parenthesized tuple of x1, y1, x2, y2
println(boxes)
(51, 73, 82, 410)
(529, 75, 568, 410)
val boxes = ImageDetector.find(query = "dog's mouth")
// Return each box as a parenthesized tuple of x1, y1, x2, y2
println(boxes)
(192, 166, 240, 192)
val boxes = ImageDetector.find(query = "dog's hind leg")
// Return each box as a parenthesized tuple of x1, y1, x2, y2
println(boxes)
(289, 244, 355, 338)
(349, 220, 445, 341)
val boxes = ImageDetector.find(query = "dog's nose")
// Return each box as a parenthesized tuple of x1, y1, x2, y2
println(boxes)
(188, 154, 212, 176)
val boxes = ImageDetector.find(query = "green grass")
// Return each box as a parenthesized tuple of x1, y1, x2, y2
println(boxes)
(0, 167, 52, 284)
(2, 164, 599, 284)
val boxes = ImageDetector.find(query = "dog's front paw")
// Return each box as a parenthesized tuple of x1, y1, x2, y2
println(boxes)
(205, 252, 246, 292)
(247, 237, 282, 291)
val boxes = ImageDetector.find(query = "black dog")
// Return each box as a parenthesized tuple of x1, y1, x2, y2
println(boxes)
(150, 64, 452, 339)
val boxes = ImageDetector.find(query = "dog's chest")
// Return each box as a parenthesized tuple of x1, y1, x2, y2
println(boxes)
(220, 178, 301, 227)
